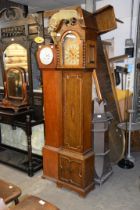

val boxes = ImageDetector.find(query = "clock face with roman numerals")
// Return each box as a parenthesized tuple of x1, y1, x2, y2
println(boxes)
(62, 33, 80, 66)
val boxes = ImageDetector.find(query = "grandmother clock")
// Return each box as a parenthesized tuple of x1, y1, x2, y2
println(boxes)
(38, 5, 117, 195)
(37, 44, 61, 180)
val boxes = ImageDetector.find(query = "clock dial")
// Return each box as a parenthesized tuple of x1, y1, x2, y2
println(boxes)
(62, 33, 80, 66)
(39, 47, 53, 65)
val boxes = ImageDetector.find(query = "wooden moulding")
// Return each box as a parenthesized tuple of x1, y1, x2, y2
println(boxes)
(93, 5, 117, 35)
(109, 54, 128, 63)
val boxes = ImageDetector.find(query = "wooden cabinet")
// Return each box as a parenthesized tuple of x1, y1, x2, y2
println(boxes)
(58, 150, 94, 196)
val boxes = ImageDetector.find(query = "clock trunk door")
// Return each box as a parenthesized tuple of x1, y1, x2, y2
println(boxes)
(63, 72, 83, 152)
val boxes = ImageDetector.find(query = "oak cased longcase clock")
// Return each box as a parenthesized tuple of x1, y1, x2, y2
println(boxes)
(56, 19, 96, 196)
(37, 5, 117, 196)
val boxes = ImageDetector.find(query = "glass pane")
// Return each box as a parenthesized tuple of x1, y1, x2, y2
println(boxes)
(7, 69, 23, 98)
(4, 43, 28, 71)
(62, 33, 80, 65)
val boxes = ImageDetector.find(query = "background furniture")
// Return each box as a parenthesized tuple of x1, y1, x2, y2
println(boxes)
(9, 195, 59, 210)
(0, 6, 44, 175)
(93, 111, 113, 185)
(0, 179, 21, 205)
(0, 109, 43, 176)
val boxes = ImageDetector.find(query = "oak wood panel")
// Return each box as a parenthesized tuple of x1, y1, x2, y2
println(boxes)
(63, 71, 92, 153)
(59, 155, 82, 187)
(59, 155, 71, 183)
(63, 72, 83, 152)
(42, 70, 62, 147)
(58, 149, 94, 196)
(70, 159, 83, 187)
(42, 70, 63, 180)
(43, 146, 59, 180)
(82, 72, 92, 152)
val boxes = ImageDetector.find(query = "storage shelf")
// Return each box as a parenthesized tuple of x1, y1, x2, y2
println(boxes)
(0, 144, 42, 175)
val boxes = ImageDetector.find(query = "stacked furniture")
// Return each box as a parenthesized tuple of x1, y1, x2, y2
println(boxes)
(0, 179, 59, 210)
(0, 179, 21, 205)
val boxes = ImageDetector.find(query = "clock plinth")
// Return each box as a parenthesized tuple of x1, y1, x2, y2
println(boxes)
(57, 149, 94, 197)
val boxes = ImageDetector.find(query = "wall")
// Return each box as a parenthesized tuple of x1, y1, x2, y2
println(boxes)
(96, 0, 140, 91)
(97, 0, 139, 55)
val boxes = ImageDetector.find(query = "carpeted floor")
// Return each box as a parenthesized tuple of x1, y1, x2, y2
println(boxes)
(0, 152, 140, 210)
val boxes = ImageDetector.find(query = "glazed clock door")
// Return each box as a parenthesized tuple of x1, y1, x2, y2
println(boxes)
(61, 31, 83, 68)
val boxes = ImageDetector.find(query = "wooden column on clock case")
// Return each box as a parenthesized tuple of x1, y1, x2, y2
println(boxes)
(37, 45, 61, 181)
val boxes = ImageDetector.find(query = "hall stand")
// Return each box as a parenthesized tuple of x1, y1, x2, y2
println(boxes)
(0, 7, 44, 176)
(0, 109, 43, 177)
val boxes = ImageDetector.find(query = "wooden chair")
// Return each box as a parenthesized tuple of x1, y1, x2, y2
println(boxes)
(0, 179, 21, 205)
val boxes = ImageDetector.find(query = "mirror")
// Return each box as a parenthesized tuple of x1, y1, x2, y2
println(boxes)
(7, 68, 23, 99)
(0, 67, 28, 111)
(0, 43, 29, 112)
(3, 43, 28, 71)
